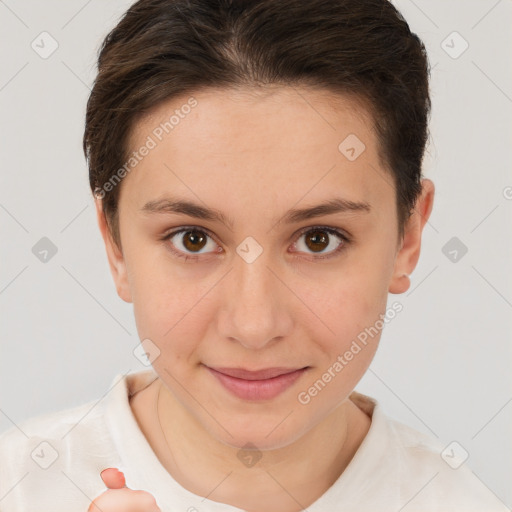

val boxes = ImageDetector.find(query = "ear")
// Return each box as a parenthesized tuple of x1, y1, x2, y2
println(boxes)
(388, 179, 435, 294)
(94, 197, 133, 303)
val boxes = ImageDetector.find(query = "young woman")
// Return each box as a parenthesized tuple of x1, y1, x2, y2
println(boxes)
(0, 1, 507, 511)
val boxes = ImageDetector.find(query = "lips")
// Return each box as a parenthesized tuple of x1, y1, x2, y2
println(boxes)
(204, 365, 309, 401)
(208, 366, 305, 380)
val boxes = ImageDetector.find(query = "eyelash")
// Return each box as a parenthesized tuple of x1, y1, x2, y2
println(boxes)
(160, 225, 351, 262)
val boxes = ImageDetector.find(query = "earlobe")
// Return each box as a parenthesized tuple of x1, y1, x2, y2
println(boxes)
(389, 273, 411, 294)
(94, 197, 133, 303)
(388, 179, 435, 295)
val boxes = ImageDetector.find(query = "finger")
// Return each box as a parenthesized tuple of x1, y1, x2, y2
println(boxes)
(88, 488, 161, 512)
(100, 467, 126, 489)
(88, 488, 133, 512)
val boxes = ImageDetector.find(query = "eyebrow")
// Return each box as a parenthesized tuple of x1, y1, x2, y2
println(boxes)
(140, 196, 371, 229)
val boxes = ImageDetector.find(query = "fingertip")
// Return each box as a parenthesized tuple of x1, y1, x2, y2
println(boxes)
(100, 467, 126, 488)
(117, 470, 126, 487)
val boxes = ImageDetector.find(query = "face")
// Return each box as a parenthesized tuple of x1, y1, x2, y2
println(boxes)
(96, 85, 433, 450)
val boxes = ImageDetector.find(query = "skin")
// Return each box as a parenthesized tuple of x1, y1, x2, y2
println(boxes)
(92, 85, 434, 512)
(88, 469, 160, 512)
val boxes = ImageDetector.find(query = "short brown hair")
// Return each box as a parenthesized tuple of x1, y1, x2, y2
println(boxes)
(84, 0, 431, 250)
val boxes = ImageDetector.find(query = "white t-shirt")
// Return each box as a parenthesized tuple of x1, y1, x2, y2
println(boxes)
(0, 369, 507, 512)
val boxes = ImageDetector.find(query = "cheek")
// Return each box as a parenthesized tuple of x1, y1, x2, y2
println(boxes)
(297, 285, 383, 411)
(304, 263, 388, 339)
(297, 350, 373, 413)
(128, 258, 213, 363)
(297, 259, 389, 395)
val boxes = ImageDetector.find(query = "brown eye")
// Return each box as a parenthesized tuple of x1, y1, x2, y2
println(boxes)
(182, 230, 207, 252)
(164, 228, 219, 259)
(305, 230, 330, 252)
(293, 227, 348, 258)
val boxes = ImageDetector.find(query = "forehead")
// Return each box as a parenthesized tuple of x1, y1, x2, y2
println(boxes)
(130, 85, 375, 152)
(121, 86, 391, 215)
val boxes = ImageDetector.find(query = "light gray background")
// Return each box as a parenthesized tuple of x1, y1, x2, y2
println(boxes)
(1, 0, 511, 507)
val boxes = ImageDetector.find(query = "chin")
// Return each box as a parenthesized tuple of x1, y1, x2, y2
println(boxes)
(208, 413, 313, 453)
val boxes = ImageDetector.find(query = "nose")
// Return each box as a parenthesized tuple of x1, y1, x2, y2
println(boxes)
(216, 248, 293, 351)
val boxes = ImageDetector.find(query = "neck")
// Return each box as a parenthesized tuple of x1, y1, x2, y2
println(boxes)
(153, 379, 371, 512)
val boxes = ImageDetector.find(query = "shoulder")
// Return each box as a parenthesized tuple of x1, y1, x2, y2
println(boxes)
(0, 395, 113, 459)
(386, 414, 508, 511)
(347, 392, 507, 511)
(0, 395, 116, 471)
(0, 384, 122, 511)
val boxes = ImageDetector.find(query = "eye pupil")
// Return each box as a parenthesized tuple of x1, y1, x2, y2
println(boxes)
(183, 230, 207, 252)
(306, 230, 329, 252)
